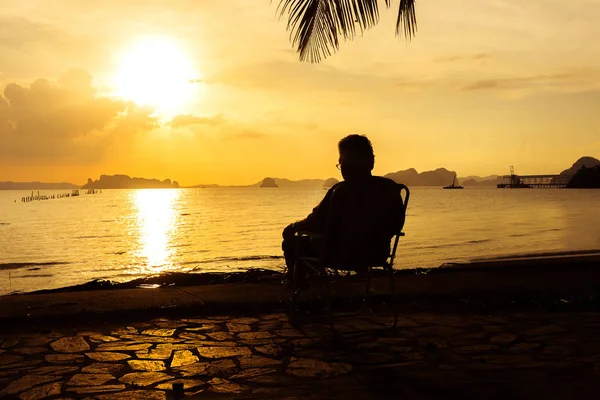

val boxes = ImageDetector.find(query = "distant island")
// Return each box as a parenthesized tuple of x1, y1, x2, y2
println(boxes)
(323, 177, 339, 188)
(6, 156, 599, 190)
(0, 182, 79, 190)
(564, 157, 600, 188)
(567, 165, 600, 188)
(384, 168, 459, 187)
(82, 175, 179, 189)
(260, 177, 278, 188)
(460, 175, 503, 187)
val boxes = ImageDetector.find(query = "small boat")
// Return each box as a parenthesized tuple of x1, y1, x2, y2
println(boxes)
(443, 174, 464, 189)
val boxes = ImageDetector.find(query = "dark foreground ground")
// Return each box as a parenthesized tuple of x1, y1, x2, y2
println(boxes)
(2, 310, 600, 399)
(2, 254, 600, 399)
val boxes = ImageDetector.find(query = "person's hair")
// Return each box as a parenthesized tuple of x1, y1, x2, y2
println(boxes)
(338, 134, 375, 170)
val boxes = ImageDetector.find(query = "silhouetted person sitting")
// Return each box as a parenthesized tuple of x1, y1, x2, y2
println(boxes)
(282, 134, 403, 285)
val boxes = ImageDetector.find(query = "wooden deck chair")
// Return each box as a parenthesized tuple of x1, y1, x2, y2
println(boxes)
(289, 182, 409, 330)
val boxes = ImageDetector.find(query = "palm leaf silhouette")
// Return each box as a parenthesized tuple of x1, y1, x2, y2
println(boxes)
(277, 0, 417, 63)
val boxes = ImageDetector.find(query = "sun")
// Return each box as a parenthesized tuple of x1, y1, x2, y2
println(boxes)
(113, 36, 199, 115)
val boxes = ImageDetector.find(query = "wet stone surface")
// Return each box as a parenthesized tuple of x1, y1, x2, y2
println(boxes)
(0, 312, 599, 398)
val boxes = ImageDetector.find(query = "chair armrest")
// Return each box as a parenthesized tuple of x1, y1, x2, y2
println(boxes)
(296, 231, 323, 239)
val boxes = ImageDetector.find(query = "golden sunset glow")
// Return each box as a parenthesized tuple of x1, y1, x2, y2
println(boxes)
(133, 189, 180, 272)
(113, 36, 198, 114)
(0, 1, 599, 186)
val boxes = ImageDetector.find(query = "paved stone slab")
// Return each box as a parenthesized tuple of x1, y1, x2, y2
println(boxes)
(30, 366, 79, 375)
(50, 337, 90, 353)
(135, 348, 172, 360)
(239, 355, 281, 369)
(13, 347, 47, 355)
(119, 335, 183, 344)
(174, 359, 238, 377)
(238, 331, 274, 340)
(490, 333, 518, 344)
(95, 389, 166, 399)
(0, 354, 23, 366)
(509, 343, 541, 354)
(89, 335, 120, 343)
(22, 336, 59, 347)
(226, 323, 251, 333)
(141, 329, 176, 337)
(206, 332, 233, 341)
(197, 346, 251, 359)
(230, 368, 278, 380)
(525, 325, 567, 336)
(208, 378, 251, 394)
(66, 384, 126, 394)
(171, 350, 199, 367)
(287, 359, 352, 378)
(1, 338, 20, 349)
(128, 360, 166, 371)
(82, 364, 126, 375)
(255, 344, 282, 357)
(118, 372, 172, 386)
(0, 360, 42, 371)
(46, 354, 84, 364)
(155, 378, 205, 390)
(185, 324, 218, 331)
(110, 327, 138, 336)
(1, 375, 60, 395)
(229, 318, 260, 325)
(178, 332, 206, 341)
(67, 373, 114, 386)
(454, 345, 499, 355)
(96, 343, 152, 352)
(18, 381, 63, 400)
(86, 352, 130, 362)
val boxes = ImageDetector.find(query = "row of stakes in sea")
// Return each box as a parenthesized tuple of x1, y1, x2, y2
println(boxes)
(19, 189, 101, 203)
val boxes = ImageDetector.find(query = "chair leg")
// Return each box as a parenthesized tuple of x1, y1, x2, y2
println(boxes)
(388, 267, 398, 329)
(361, 267, 372, 314)
(325, 271, 334, 332)
(289, 259, 300, 323)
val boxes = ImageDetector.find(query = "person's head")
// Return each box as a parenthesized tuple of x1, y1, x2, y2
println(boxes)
(337, 134, 375, 181)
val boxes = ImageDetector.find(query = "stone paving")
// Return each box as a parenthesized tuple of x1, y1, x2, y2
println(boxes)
(1, 311, 600, 399)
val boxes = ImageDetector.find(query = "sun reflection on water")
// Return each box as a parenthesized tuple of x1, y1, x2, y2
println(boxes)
(133, 189, 180, 273)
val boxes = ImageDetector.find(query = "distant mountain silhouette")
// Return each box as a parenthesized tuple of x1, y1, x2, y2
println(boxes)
(559, 156, 600, 176)
(0, 181, 79, 190)
(567, 165, 600, 188)
(187, 184, 221, 188)
(260, 177, 278, 188)
(460, 175, 503, 186)
(323, 177, 339, 188)
(384, 168, 457, 186)
(253, 178, 326, 188)
(82, 175, 179, 189)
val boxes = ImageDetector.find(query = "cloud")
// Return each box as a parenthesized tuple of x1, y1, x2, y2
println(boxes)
(168, 113, 225, 128)
(0, 69, 158, 164)
(435, 53, 489, 63)
(461, 71, 590, 92)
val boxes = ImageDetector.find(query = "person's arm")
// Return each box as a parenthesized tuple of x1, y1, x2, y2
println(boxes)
(282, 184, 339, 238)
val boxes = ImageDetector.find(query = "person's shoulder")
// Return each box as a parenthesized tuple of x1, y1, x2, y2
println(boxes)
(372, 176, 398, 187)
(327, 181, 346, 196)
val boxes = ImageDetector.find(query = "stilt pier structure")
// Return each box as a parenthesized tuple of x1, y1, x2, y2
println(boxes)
(497, 166, 572, 188)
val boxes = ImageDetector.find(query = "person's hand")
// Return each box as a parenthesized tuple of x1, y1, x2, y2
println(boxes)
(282, 223, 297, 240)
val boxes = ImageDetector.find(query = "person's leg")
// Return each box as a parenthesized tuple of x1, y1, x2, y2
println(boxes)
(282, 234, 320, 286)
(282, 234, 297, 282)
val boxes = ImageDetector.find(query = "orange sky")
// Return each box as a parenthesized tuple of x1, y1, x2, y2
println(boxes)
(1, 0, 599, 186)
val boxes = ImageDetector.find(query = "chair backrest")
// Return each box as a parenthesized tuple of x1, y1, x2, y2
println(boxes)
(322, 178, 409, 270)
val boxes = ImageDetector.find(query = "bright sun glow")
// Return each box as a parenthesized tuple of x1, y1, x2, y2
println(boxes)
(133, 189, 180, 272)
(114, 36, 199, 115)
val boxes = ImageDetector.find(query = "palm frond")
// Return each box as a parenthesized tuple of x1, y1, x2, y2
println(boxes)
(277, 0, 417, 63)
(396, 0, 417, 40)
